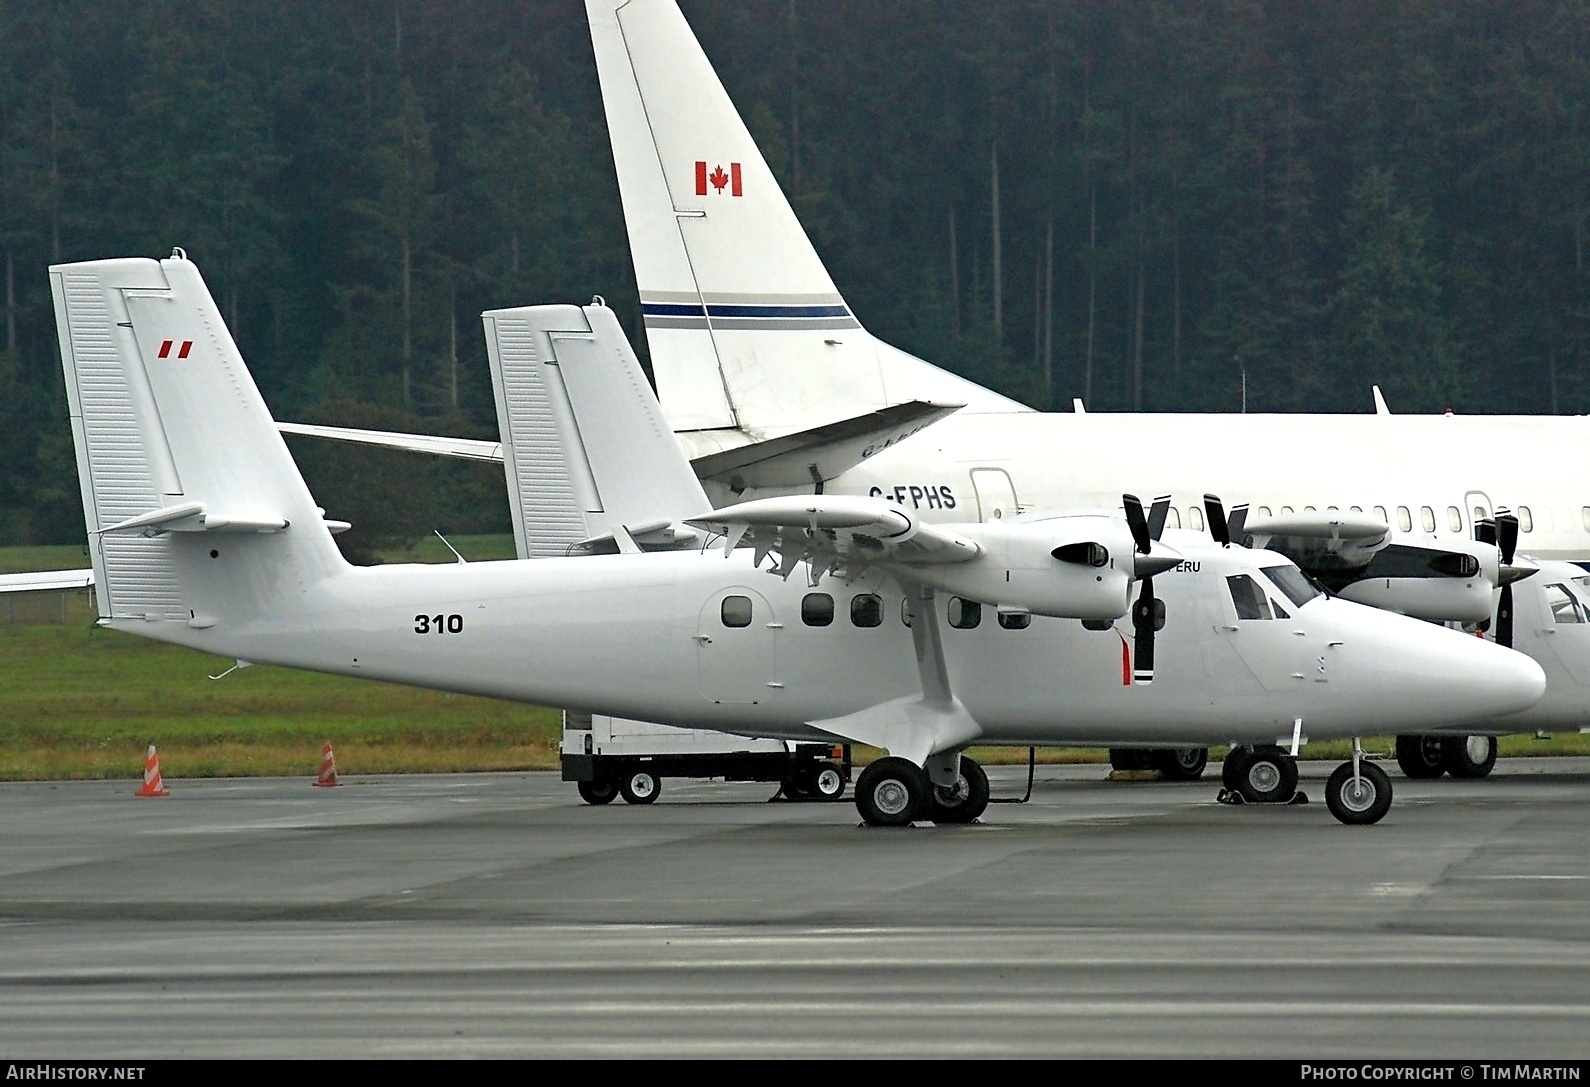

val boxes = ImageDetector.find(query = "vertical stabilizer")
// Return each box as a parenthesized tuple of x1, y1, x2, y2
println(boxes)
(586, 0, 1025, 439)
(483, 302, 710, 558)
(51, 254, 345, 628)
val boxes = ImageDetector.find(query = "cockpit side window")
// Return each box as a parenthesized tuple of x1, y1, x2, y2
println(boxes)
(1544, 583, 1587, 625)
(1263, 564, 1324, 608)
(1226, 573, 1274, 620)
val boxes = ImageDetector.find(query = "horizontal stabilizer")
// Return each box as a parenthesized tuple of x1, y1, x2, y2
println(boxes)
(0, 568, 94, 593)
(684, 400, 961, 489)
(277, 422, 502, 463)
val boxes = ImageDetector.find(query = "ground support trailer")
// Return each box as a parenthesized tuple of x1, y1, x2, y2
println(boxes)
(560, 712, 851, 805)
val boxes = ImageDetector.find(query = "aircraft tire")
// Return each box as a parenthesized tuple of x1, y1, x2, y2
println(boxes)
(1233, 746, 1298, 804)
(810, 764, 846, 800)
(781, 774, 813, 800)
(855, 757, 928, 827)
(1441, 735, 1498, 779)
(577, 779, 619, 806)
(1221, 747, 1253, 792)
(1394, 735, 1448, 779)
(1325, 761, 1393, 825)
(1109, 748, 1155, 772)
(1156, 747, 1208, 781)
(619, 770, 661, 805)
(927, 757, 990, 824)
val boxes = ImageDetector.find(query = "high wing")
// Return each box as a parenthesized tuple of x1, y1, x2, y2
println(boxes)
(1242, 508, 1392, 570)
(686, 494, 980, 581)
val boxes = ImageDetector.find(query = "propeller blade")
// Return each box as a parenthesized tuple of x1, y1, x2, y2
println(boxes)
(1475, 516, 1497, 546)
(1204, 494, 1230, 547)
(1122, 494, 1152, 555)
(1496, 510, 1519, 566)
(1226, 503, 1249, 546)
(1496, 583, 1514, 648)
(1131, 579, 1157, 684)
(1147, 495, 1171, 541)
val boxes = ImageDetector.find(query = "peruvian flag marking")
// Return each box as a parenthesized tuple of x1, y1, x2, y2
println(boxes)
(695, 161, 743, 196)
(157, 339, 194, 359)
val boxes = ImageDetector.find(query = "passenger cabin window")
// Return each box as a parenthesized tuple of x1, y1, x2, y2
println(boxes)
(721, 595, 753, 628)
(1263, 565, 1323, 608)
(1258, 506, 1272, 518)
(1281, 506, 1295, 515)
(1166, 507, 1182, 529)
(1396, 506, 1412, 532)
(1189, 505, 1205, 531)
(998, 610, 1031, 630)
(1582, 507, 1590, 533)
(1447, 506, 1463, 533)
(1520, 506, 1534, 532)
(1349, 505, 1362, 512)
(900, 597, 913, 627)
(1304, 505, 1316, 513)
(850, 594, 883, 628)
(1420, 506, 1436, 533)
(1474, 506, 1487, 525)
(1226, 574, 1275, 620)
(1545, 584, 1587, 625)
(801, 592, 834, 627)
(948, 597, 982, 629)
(1373, 505, 1387, 523)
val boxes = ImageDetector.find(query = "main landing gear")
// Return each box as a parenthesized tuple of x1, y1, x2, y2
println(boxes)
(1394, 734, 1498, 780)
(854, 755, 990, 827)
(1220, 741, 1394, 825)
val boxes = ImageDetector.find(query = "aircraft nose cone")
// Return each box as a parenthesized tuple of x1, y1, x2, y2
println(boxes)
(1327, 601, 1546, 728)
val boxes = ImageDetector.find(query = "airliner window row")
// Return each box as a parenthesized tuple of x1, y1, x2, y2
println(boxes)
(1151, 502, 1590, 536)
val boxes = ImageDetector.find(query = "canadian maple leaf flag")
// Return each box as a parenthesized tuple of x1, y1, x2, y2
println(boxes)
(695, 161, 743, 197)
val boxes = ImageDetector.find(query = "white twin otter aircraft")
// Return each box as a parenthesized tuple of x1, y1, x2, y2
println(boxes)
(49, 256, 1541, 829)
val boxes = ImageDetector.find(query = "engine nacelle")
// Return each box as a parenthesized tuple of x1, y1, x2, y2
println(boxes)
(907, 514, 1138, 620)
(1327, 539, 1500, 623)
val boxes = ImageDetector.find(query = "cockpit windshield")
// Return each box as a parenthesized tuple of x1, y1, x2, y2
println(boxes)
(1262, 563, 1324, 608)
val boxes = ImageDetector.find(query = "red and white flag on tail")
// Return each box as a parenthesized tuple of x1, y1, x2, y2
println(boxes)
(695, 161, 742, 196)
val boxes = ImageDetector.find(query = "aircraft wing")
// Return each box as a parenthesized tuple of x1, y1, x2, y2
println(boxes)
(276, 422, 503, 463)
(1243, 509, 1391, 570)
(0, 568, 94, 592)
(683, 401, 962, 489)
(686, 494, 979, 579)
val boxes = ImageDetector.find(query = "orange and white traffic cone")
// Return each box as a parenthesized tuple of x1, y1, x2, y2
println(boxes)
(314, 742, 342, 788)
(134, 744, 170, 797)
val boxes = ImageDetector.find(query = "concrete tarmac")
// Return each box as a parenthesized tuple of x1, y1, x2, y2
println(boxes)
(2, 757, 1589, 1058)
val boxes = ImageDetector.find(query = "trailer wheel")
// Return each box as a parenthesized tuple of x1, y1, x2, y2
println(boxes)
(577, 780, 618, 806)
(811, 765, 846, 799)
(619, 770, 661, 805)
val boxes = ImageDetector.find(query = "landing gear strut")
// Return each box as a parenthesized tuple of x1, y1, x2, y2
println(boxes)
(1325, 740, 1393, 825)
(925, 757, 990, 824)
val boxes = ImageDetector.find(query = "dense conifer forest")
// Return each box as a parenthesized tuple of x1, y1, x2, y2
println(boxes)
(1, 1, 1586, 553)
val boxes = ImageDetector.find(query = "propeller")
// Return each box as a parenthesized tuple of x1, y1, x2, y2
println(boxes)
(1122, 494, 1173, 683)
(1203, 493, 1249, 548)
(1494, 508, 1519, 648)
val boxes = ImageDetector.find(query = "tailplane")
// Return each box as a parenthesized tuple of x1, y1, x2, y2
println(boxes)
(586, 0, 1026, 445)
(51, 252, 346, 629)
